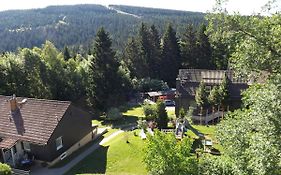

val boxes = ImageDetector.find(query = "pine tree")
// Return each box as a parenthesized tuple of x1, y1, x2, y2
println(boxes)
(181, 24, 197, 68)
(123, 37, 142, 78)
(87, 27, 124, 112)
(196, 24, 214, 69)
(160, 24, 181, 87)
(148, 25, 161, 79)
(156, 100, 168, 129)
(137, 23, 151, 78)
(195, 81, 208, 123)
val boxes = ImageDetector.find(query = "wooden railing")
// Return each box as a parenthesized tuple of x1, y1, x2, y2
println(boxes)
(12, 168, 30, 175)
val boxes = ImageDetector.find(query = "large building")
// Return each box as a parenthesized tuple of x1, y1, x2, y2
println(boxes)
(0, 95, 96, 167)
(175, 69, 249, 116)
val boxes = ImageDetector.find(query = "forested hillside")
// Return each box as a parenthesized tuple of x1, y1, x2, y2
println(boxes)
(0, 4, 205, 52)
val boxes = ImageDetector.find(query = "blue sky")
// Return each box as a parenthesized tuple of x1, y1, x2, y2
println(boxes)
(0, 0, 278, 14)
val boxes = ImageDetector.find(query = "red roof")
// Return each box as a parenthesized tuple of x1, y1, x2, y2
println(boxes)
(0, 95, 71, 145)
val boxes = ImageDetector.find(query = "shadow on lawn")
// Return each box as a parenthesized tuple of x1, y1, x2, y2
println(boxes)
(100, 115, 139, 129)
(67, 145, 109, 175)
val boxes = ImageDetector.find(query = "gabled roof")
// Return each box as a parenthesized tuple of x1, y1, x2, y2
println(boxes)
(177, 69, 249, 98)
(0, 95, 71, 146)
(177, 69, 247, 84)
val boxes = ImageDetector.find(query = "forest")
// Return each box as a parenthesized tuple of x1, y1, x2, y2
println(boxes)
(0, 1, 281, 174)
(0, 20, 225, 112)
(0, 4, 204, 52)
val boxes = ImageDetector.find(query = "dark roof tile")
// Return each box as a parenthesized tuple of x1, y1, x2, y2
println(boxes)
(0, 95, 70, 145)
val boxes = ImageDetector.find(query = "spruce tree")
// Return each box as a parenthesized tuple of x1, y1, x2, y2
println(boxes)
(87, 27, 124, 112)
(149, 25, 161, 79)
(123, 37, 142, 78)
(196, 24, 214, 69)
(181, 24, 197, 68)
(137, 23, 150, 78)
(156, 100, 168, 129)
(160, 24, 181, 87)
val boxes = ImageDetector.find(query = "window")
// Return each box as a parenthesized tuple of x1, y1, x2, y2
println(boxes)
(23, 142, 31, 151)
(55, 137, 63, 150)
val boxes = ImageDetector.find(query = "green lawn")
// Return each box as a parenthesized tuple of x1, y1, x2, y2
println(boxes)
(122, 106, 144, 118)
(65, 131, 147, 175)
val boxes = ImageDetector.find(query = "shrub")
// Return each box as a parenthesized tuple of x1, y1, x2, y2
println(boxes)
(143, 103, 157, 120)
(106, 107, 122, 120)
(0, 163, 12, 175)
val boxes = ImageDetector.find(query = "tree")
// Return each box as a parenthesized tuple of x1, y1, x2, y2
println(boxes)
(218, 75, 230, 111)
(148, 25, 161, 79)
(123, 37, 142, 78)
(156, 100, 168, 129)
(137, 23, 151, 78)
(160, 24, 181, 87)
(144, 130, 198, 175)
(195, 81, 208, 124)
(196, 24, 214, 69)
(0, 163, 12, 175)
(143, 103, 157, 121)
(206, 0, 281, 78)
(214, 78, 281, 175)
(181, 24, 197, 68)
(204, 2, 281, 173)
(87, 27, 125, 112)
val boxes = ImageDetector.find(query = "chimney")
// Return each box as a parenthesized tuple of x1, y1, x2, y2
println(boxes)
(10, 94, 18, 112)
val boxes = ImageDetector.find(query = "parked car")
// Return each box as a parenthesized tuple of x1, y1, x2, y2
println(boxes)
(164, 100, 175, 106)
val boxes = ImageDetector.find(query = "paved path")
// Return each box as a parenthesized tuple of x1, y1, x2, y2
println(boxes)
(30, 129, 124, 175)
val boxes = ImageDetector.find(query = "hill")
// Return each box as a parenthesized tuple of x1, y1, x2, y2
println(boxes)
(0, 4, 205, 52)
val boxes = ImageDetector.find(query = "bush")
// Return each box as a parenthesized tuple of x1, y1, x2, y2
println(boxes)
(106, 107, 122, 120)
(0, 163, 12, 175)
(143, 103, 157, 120)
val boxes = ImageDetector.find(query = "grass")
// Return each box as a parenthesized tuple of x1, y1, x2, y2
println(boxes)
(187, 125, 223, 153)
(122, 106, 144, 118)
(65, 131, 147, 175)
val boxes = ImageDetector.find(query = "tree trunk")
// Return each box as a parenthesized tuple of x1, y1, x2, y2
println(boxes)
(212, 106, 215, 125)
(200, 106, 203, 125)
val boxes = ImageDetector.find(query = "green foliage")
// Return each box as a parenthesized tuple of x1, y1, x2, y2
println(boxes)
(0, 163, 11, 175)
(215, 77, 281, 175)
(195, 81, 208, 108)
(143, 103, 157, 120)
(206, 2, 281, 77)
(155, 100, 168, 129)
(179, 108, 186, 118)
(144, 130, 198, 175)
(218, 75, 230, 106)
(0, 5, 205, 52)
(0, 41, 87, 101)
(160, 24, 181, 87)
(132, 77, 169, 92)
(87, 27, 128, 111)
(200, 155, 237, 175)
(195, 24, 214, 69)
(106, 107, 122, 121)
(208, 86, 220, 107)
